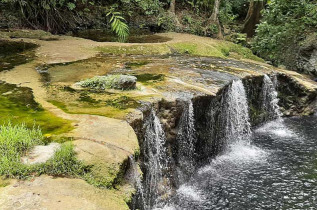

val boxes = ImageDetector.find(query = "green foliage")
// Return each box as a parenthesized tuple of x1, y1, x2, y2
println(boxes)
(252, 0, 317, 66)
(158, 12, 177, 31)
(0, 0, 95, 32)
(107, 10, 129, 42)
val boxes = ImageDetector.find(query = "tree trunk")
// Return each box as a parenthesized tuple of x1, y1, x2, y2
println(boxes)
(242, 0, 265, 38)
(169, 0, 176, 14)
(209, 0, 223, 39)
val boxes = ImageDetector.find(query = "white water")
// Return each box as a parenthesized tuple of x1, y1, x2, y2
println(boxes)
(143, 110, 171, 209)
(221, 80, 252, 147)
(257, 75, 296, 138)
(129, 155, 146, 210)
(176, 100, 196, 180)
(262, 74, 282, 120)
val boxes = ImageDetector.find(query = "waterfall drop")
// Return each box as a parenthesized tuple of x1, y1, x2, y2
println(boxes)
(142, 110, 171, 209)
(129, 155, 146, 210)
(176, 100, 197, 182)
(221, 80, 252, 148)
(261, 74, 282, 120)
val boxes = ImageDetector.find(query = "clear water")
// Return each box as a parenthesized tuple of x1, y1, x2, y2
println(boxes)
(161, 116, 317, 209)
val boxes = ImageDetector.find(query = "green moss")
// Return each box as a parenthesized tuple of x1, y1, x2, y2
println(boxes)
(125, 61, 150, 68)
(97, 44, 171, 55)
(105, 96, 140, 110)
(133, 73, 165, 84)
(0, 82, 73, 135)
(97, 38, 264, 63)
(1, 29, 57, 40)
(78, 92, 101, 104)
(0, 178, 10, 187)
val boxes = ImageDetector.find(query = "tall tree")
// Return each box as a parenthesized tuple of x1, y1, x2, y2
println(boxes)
(209, 0, 223, 39)
(169, 0, 176, 14)
(242, 0, 266, 37)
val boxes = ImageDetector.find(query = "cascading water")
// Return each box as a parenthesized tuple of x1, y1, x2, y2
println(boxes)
(220, 79, 252, 148)
(256, 74, 295, 137)
(129, 155, 146, 210)
(176, 100, 196, 182)
(261, 74, 282, 120)
(142, 110, 171, 209)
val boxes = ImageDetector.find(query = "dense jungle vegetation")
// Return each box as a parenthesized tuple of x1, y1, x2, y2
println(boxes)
(0, 0, 316, 72)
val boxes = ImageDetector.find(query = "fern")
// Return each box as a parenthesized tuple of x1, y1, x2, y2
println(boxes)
(106, 11, 129, 42)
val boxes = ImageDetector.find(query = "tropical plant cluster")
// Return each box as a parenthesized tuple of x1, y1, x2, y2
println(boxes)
(252, 0, 317, 69)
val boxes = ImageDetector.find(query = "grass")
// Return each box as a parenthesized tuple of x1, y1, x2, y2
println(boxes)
(0, 123, 120, 189)
(0, 123, 43, 178)
(0, 123, 87, 180)
(42, 142, 89, 177)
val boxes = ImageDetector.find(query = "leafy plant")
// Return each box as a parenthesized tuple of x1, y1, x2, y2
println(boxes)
(107, 10, 129, 42)
(252, 0, 317, 67)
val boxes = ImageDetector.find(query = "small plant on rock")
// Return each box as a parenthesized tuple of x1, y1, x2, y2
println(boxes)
(78, 75, 137, 90)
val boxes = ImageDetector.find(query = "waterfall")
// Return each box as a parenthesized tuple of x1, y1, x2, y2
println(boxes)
(256, 75, 295, 137)
(129, 155, 147, 210)
(220, 80, 252, 147)
(142, 110, 171, 209)
(176, 100, 196, 182)
(261, 74, 282, 120)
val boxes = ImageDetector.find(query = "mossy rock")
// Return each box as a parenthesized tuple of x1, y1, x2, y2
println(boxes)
(78, 75, 137, 90)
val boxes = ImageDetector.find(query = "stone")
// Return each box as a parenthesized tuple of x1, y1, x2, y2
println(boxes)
(21, 143, 60, 165)
(0, 176, 130, 210)
(297, 35, 317, 76)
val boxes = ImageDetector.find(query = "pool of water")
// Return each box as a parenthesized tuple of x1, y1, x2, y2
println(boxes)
(0, 40, 37, 71)
(160, 116, 317, 209)
(73, 29, 172, 43)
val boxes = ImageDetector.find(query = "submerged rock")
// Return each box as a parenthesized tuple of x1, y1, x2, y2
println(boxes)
(78, 75, 137, 90)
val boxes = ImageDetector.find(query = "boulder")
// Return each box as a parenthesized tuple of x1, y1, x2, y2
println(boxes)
(297, 35, 317, 76)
